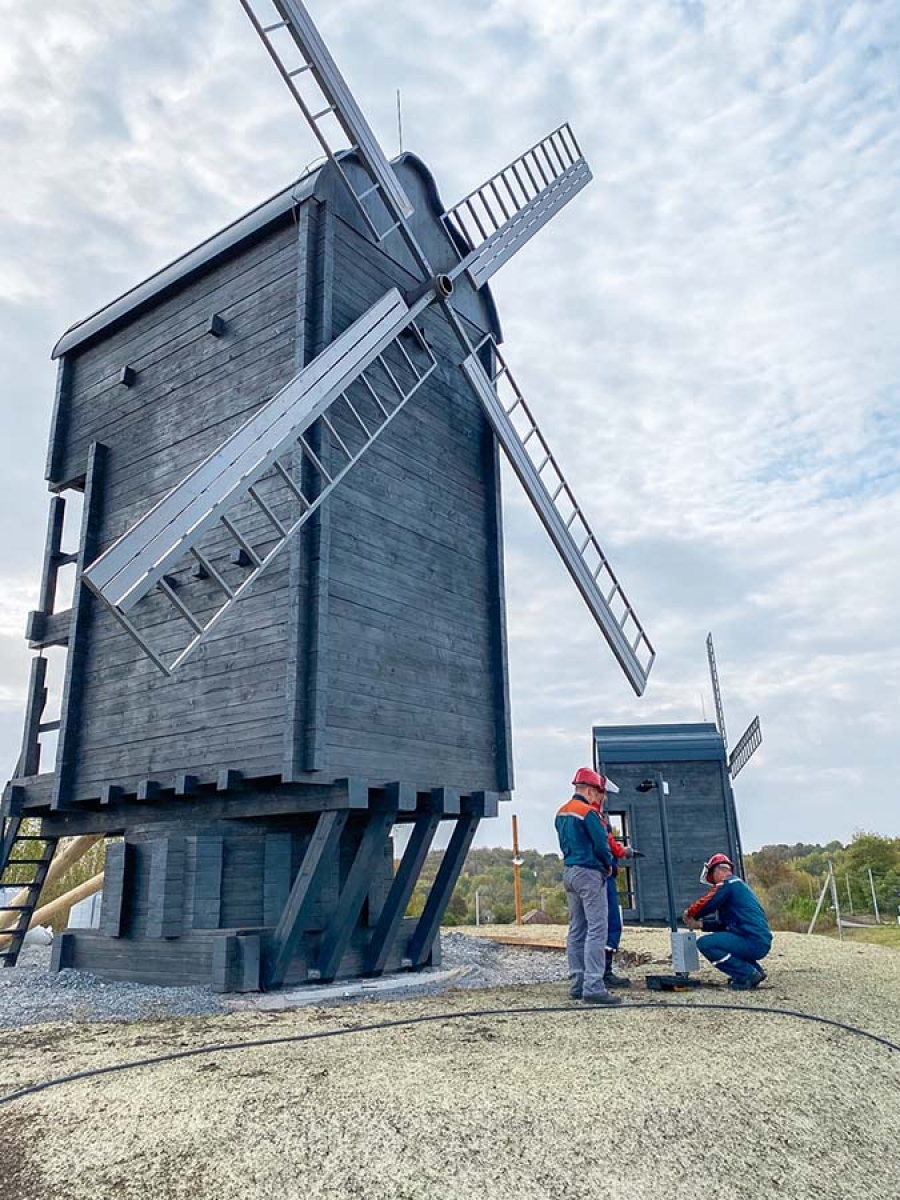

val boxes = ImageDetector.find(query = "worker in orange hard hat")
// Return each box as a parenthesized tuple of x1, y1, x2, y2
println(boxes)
(554, 768, 621, 1005)
(683, 854, 772, 989)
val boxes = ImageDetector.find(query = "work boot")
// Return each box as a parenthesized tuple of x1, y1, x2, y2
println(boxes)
(727, 974, 759, 992)
(603, 949, 631, 989)
(582, 991, 623, 1006)
(749, 965, 767, 988)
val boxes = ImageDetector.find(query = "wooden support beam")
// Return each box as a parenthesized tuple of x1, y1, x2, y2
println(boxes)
(364, 812, 440, 977)
(430, 786, 460, 816)
(17, 656, 49, 779)
(52, 442, 107, 811)
(101, 840, 128, 937)
(467, 791, 500, 819)
(317, 812, 395, 982)
(407, 814, 480, 968)
(384, 781, 416, 812)
(33, 494, 66, 618)
(263, 809, 348, 989)
(26, 607, 73, 649)
(217, 769, 243, 793)
(147, 836, 186, 939)
(37, 778, 376, 838)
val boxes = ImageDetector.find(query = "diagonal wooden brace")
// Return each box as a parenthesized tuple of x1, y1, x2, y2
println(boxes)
(264, 809, 348, 989)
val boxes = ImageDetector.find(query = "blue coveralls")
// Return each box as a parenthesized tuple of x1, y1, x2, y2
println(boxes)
(686, 874, 772, 986)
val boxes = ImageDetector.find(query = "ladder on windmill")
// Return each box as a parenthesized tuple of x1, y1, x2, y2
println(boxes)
(463, 344, 655, 692)
(238, 0, 415, 243)
(1, 721, 59, 967)
(442, 123, 592, 289)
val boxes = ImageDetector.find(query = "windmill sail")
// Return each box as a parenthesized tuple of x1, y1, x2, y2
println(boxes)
(706, 631, 729, 749)
(442, 125, 592, 290)
(462, 347, 655, 696)
(729, 715, 762, 779)
(83, 289, 436, 672)
(239, 0, 414, 240)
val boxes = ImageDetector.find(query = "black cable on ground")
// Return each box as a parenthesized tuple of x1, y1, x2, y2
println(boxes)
(2, 999, 898, 1108)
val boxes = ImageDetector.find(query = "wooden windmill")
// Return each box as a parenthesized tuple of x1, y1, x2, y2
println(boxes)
(1, 0, 655, 990)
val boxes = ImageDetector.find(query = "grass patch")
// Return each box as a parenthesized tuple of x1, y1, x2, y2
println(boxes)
(827, 925, 900, 949)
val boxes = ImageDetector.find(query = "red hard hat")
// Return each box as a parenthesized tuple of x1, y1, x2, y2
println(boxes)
(572, 767, 620, 794)
(701, 853, 734, 883)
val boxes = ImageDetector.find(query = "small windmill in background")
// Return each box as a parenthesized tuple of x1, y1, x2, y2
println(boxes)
(706, 632, 762, 780)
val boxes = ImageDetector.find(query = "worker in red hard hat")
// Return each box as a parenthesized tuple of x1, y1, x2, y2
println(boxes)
(554, 768, 622, 1005)
(594, 794, 642, 989)
(683, 853, 772, 990)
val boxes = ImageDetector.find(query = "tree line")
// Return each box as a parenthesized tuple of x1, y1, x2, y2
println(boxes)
(407, 832, 900, 931)
(4, 824, 898, 934)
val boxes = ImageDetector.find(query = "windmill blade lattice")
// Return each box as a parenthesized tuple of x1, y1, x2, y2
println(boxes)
(83, 291, 436, 673)
(706, 631, 729, 748)
(729, 715, 762, 779)
(462, 345, 655, 696)
(442, 124, 592, 290)
(239, 0, 415, 242)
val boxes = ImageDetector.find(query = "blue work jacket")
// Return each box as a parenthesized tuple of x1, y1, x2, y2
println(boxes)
(686, 874, 772, 948)
(555, 794, 614, 873)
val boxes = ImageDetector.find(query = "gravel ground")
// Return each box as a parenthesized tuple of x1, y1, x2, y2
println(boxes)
(0, 931, 581, 1030)
(0, 944, 231, 1028)
(1, 929, 898, 1200)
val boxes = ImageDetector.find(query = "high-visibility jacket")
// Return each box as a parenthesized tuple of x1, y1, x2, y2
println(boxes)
(555, 794, 614, 873)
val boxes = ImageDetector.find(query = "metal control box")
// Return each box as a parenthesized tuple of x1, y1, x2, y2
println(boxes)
(671, 929, 700, 974)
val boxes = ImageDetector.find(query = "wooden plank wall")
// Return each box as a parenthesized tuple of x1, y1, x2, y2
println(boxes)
(606, 761, 739, 923)
(315, 164, 512, 793)
(49, 219, 306, 800)
(44, 154, 512, 803)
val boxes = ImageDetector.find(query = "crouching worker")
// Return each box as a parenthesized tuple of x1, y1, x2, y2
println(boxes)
(683, 854, 772, 990)
(555, 768, 622, 1006)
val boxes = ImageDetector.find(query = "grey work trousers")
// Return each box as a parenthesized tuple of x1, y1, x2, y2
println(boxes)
(563, 865, 609, 998)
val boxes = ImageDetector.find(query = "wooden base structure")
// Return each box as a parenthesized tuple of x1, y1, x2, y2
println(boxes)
(28, 779, 495, 991)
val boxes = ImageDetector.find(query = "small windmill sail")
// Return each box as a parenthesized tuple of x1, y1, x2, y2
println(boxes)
(706, 632, 762, 779)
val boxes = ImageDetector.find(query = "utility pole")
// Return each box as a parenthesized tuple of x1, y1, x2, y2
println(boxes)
(475, 888, 481, 927)
(829, 861, 843, 942)
(511, 814, 523, 925)
(867, 867, 880, 924)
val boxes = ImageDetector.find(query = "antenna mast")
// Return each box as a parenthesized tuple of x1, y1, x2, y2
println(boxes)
(396, 88, 403, 154)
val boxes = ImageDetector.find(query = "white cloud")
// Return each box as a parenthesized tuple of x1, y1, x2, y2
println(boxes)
(1, 0, 898, 854)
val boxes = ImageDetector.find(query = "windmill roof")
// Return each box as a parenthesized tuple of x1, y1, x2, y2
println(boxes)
(593, 722, 727, 764)
(52, 152, 500, 360)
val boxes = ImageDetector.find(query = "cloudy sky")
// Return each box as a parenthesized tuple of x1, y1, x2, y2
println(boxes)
(2, 0, 898, 857)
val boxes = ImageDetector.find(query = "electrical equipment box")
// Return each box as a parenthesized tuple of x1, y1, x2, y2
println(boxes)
(671, 929, 700, 973)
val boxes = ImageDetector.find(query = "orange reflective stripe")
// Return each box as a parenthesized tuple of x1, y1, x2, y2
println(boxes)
(556, 797, 591, 820)
(686, 884, 721, 919)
